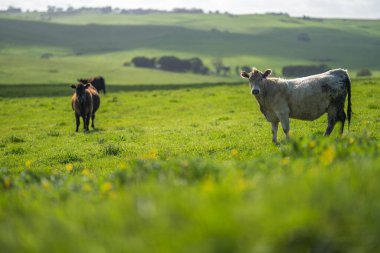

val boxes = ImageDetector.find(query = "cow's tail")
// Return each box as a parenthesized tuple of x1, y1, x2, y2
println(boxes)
(100, 76, 106, 94)
(345, 71, 352, 130)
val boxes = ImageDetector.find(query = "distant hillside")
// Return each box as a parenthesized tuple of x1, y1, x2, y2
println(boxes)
(0, 13, 379, 85)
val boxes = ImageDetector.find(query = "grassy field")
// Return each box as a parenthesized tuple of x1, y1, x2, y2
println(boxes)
(0, 77, 380, 252)
(0, 12, 380, 85)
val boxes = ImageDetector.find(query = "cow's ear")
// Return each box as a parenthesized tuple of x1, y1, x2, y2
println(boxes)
(71, 85, 76, 89)
(263, 69, 272, 79)
(84, 84, 90, 89)
(240, 71, 250, 79)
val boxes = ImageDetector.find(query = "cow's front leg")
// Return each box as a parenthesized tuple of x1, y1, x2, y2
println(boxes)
(271, 121, 279, 144)
(277, 113, 290, 140)
(75, 113, 80, 132)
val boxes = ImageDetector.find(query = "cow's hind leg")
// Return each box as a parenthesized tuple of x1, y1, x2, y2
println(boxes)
(271, 121, 279, 144)
(82, 116, 87, 131)
(86, 113, 91, 131)
(324, 106, 338, 136)
(83, 114, 90, 131)
(337, 109, 346, 134)
(91, 114, 95, 128)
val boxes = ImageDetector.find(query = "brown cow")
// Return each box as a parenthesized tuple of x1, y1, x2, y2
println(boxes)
(240, 68, 352, 143)
(71, 83, 100, 132)
(78, 76, 106, 94)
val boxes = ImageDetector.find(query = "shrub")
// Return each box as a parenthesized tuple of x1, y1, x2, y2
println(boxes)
(157, 56, 191, 72)
(40, 53, 53, 59)
(131, 55, 209, 74)
(357, 69, 372, 77)
(282, 64, 330, 77)
(131, 56, 156, 68)
(240, 66, 251, 73)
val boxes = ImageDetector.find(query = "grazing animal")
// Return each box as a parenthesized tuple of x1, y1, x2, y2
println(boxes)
(78, 76, 106, 94)
(71, 83, 100, 132)
(240, 68, 352, 143)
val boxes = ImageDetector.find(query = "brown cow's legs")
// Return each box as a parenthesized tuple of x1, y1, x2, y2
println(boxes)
(82, 116, 86, 131)
(75, 113, 80, 132)
(91, 114, 95, 128)
(87, 113, 91, 131)
(271, 121, 279, 144)
(83, 114, 90, 131)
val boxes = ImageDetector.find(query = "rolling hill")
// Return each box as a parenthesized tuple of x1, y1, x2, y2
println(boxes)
(0, 12, 379, 85)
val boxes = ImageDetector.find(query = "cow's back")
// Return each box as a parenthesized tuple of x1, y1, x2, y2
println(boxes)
(88, 86, 100, 113)
(285, 69, 348, 120)
(92, 76, 105, 92)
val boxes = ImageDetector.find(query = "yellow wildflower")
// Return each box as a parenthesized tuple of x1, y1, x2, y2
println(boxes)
(41, 179, 51, 190)
(308, 140, 316, 149)
(280, 157, 290, 166)
(3, 177, 11, 189)
(118, 162, 127, 170)
(100, 182, 113, 193)
(320, 146, 336, 165)
(66, 163, 73, 172)
(231, 149, 239, 157)
(143, 149, 158, 160)
(202, 178, 215, 193)
(82, 168, 91, 177)
(236, 178, 248, 192)
(25, 160, 32, 168)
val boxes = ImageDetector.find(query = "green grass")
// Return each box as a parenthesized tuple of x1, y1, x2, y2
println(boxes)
(0, 78, 380, 252)
(0, 13, 379, 85)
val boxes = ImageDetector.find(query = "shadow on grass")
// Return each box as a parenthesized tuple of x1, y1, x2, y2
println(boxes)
(0, 82, 242, 98)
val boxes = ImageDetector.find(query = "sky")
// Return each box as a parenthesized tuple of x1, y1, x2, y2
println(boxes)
(1, 0, 379, 19)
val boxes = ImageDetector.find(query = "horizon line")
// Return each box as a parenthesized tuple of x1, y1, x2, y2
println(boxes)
(1, 6, 379, 21)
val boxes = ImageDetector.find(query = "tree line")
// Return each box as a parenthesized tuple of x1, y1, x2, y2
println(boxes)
(0, 6, 215, 15)
(131, 56, 209, 75)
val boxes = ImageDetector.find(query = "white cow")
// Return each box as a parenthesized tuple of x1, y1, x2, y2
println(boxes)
(240, 68, 352, 143)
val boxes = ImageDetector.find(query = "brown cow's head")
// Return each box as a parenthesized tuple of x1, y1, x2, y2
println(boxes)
(71, 83, 90, 103)
(240, 68, 271, 96)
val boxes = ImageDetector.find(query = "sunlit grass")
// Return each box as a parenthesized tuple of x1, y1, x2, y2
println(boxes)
(0, 78, 379, 252)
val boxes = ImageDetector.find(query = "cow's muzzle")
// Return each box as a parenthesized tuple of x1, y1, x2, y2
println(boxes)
(251, 89, 260, 95)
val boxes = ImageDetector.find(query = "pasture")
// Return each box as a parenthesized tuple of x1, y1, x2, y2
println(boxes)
(0, 78, 380, 252)
(0, 11, 380, 253)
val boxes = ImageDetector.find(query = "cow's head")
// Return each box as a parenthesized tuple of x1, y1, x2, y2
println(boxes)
(77, 78, 89, 84)
(71, 83, 90, 103)
(240, 68, 272, 96)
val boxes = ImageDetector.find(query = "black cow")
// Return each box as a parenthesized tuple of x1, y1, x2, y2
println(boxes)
(78, 76, 106, 94)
